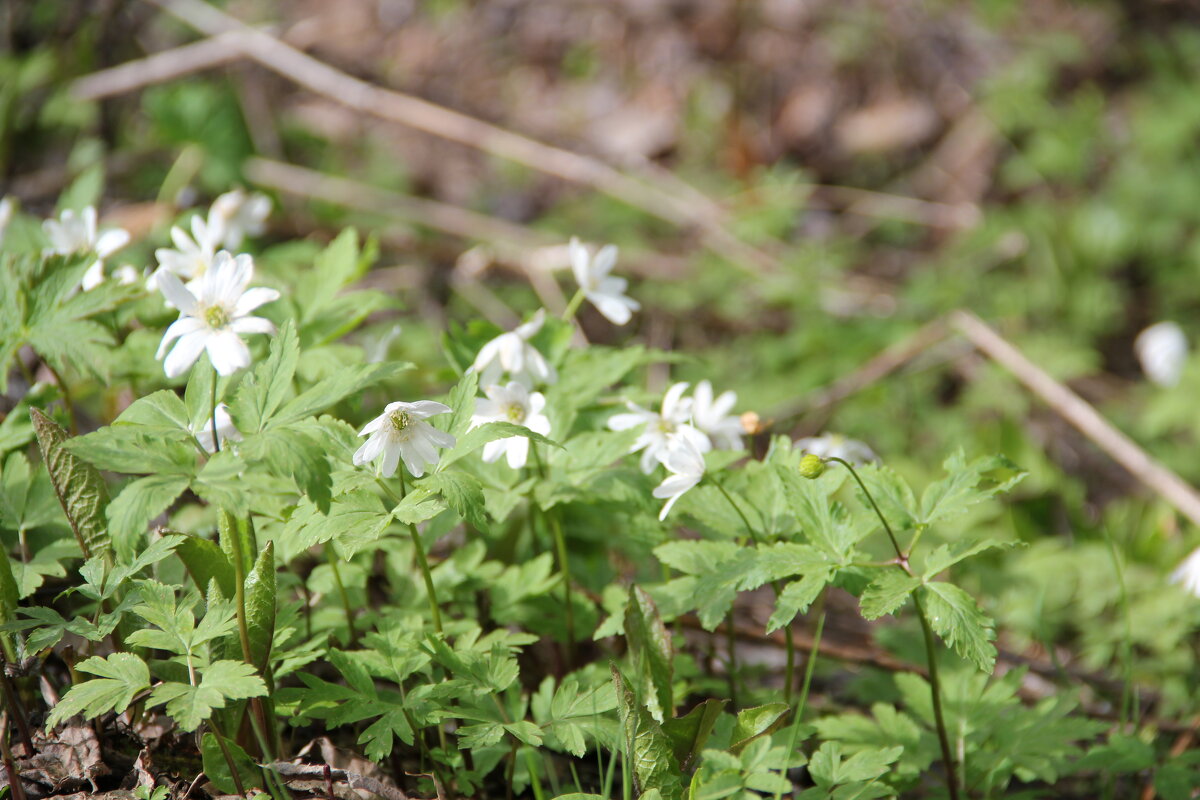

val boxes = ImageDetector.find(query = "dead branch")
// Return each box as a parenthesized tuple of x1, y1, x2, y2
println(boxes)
(951, 310, 1200, 532)
(71, 30, 249, 101)
(141, 0, 778, 274)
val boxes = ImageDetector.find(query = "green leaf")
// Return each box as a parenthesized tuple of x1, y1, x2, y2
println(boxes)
(66, 426, 196, 475)
(244, 541, 276, 672)
(46, 653, 150, 729)
(859, 571, 921, 620)
(921, 538, 1017, 580)
(31, 407, 111, 560)
(661, 699, 725, 772)
(920, 582, 996, 672)
(274, 362, 409, 427)
(201, 733, 260, 796)
(918, 451, 1025, 527)
(774, 464, 856, 558)
(176, 534, 236, 598)
(113, 390, 194, 437)
(281, 490, 391, 560)
(218, 509, 255, 576)
(423, 471, 489, 533)
(613, 666, 683, 800)
(232, 320, 299, 433)
(730, 704, 789, 755)
(624, 585, 674, 723)
(445, 368, 479, 438)
(440, 421, 559, 469)
(150, 660, 266, 732)
(767, 573, 830, 633)
(0, 549, 20, 657)
(106, 474, 190, 556)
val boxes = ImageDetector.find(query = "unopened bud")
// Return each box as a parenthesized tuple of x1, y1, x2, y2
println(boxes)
(799, 453, 825, 479)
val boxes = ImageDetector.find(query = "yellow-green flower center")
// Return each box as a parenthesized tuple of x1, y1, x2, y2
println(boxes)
(389, 410, 411, 433)
(203, 304, 231, 329)
(505, 403, 526, 423)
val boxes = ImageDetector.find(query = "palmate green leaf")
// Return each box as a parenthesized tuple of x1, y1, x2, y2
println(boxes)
(106, 474, 190, 557)
(774, 464, 857, 558)
(0, 450, 65, 534)
(149, 659, 267, 732)
(45, 653, 150, 729)
(531, 675, 619, 757)
(282, 490, 391, 561)
(859, 570, 922, 620)
(920, 582, 996, 673)
(804, 741, 902, 793)
(31, 408, 111, 560)
(273, 362, 409, 428)
(232, 320, 299, 434)
(239, 420, 333, 511)
(0, 548, 19, 656)
(767, 572, 831, 633)
(921, 538, 1017, 580)
(439, 421, 559, 469)
(9, 539, 77, 600)
(113, 390, 193, 437)
(918, 451, 1025, 526)
(200, 733, 259, 796)
(1, 252, 138, 393)
(0, 383, 60, 455)
(444, 368, 479, 438)
(613, 666, 683, 800)
(244, 541, 276, 672)
(423, 471, 488, 533)
(813, 702, 934, 781)
(624, 585, 673, 723)
(852, 464, 918, 534)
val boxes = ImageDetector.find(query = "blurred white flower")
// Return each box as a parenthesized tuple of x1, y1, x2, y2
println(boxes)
(472, 308, 557, 387)
(0, 196, 14, 247)
(209, 188, 271, 249)
(43, 206, 130, 291)
(470, 382, 551, 469)
(794, 433, 876, 464)
(151, 215, 221, 291)
(1135, 321, 1187, 388)
(569, 237, 640, 325)
(155, 251, 279, 378)
(1170, 546, 1200, 598)
(691, 380, 743, 450)
(654, 438, 706, 520)
(354, 400, 456, 478)
(192, 403, 242, 453)
(608, 381, 711, 474)
(112, 265, 143, 286)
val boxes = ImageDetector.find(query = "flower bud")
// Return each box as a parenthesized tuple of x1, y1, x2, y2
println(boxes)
(799, 453, 825, 479)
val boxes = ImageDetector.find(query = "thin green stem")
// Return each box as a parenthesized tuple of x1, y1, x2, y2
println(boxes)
(1102, 527, 1136, 730)
(326, 544, 357, 645)
(531, 445, 574, 664)
(43, 362, 77, 436)
(561, 288, 586, 322)
(712, 479, 761, 546)
(400, 470, 443, 635)
(795, 589, 827, 722)
(0, 668, 33, 755)
(210, 365, 221, 454)
(829, 457, 960, 800)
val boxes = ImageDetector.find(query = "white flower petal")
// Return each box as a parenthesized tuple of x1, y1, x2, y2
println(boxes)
(94, 228, 130, 258)
(206, 330, 251, 375)
(157, 316, 205, 358)
(505, 436, 529, 469)
(230, 316, 276, 336)
(156, 271, 199, 315)
(163, 331, 208, 378)
(404, 400, 453, 419)
(234, 287, 280, 316)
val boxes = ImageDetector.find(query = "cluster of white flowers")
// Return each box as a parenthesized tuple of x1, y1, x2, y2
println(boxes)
(151, 189, 272, 290)
(42, 206, 133, 291)
(606, 380, 745, 518)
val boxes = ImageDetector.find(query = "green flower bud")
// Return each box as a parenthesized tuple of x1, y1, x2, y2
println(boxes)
(799, 453, 825, 479)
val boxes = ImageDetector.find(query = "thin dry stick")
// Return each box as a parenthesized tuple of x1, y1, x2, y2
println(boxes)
(950, 310, 1200, 532)
(144, 0, 777, 273)
(245, 157, 548, 254)
(71, 30, 250, 101)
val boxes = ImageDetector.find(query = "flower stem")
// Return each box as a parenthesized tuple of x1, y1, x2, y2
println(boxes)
(209, 721, 247, 797)
(794, 588, 827, 721)
(400, 471, 443, 635)
(210, 364, 221, 453)
(561, 289, 586, 322)
(828, 457, 961, 800)
(531, 445, 574, 664)
(326, 543, 357, 645)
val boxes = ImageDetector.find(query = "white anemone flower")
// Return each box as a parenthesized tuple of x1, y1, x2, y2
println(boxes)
(151, 214, 221, 291)
(1170, 546, 1200, 599)
(43, 206, 131, 291)
(654, 439, 706, 521)
(209, 188, 271, 249)
(472, 309, 557, 387)
(569, 237, 640, 325)
(470, 382, 551, 469)
(794, 432, 876, 465)
(354, 400, 456, 478)
(192, 403, 242, 453)
(1135, 321, 1187, 388)
(155, 251, 280, 378)
(0, 196, 13, 247)
(691, 380, 744, 450)
(608, 381, 712, 474)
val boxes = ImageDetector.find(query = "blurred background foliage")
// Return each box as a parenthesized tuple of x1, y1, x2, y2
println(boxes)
(4, 0, 1200, 759)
